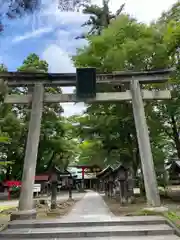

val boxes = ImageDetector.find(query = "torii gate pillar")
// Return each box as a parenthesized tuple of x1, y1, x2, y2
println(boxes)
(130, 80, 161, 207)
(11, 83, 44, 220)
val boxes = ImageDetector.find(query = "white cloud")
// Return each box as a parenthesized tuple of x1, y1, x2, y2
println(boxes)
(124, 0, 177, 23)
(0, 1, 9, 16)
(61, 102, 86, 117)
(55, 29, 88, 53)
(39, 2, 89, 28)
(42, 44, 75, 73)
(12, 27, 53, 43)
(107, 0, 177, 23)
(39, 3, 90, 117)
(92, 0, 176, 23)
(42, 44, 86, 117)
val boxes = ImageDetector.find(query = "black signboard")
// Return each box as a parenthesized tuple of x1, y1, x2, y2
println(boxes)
(76, 68, 96, 99)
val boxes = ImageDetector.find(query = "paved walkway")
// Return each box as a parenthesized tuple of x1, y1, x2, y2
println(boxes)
(62, 191, 114, 222)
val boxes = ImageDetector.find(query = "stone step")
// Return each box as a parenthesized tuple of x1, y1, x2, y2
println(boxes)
(7, 216, 167, 229)
(0, 224, 174, 238)
(1, 237, 179, 240)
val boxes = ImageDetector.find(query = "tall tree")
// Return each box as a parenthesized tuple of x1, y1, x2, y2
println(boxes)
(17, 53, 66, 172)
(152, 1, 180, 159)
(158, 1, 180, 24)
(72, 14, 174, 180)
(76, 1, 125, 38)
(0, 63, 25, 179)
(18, 53, 48, 72)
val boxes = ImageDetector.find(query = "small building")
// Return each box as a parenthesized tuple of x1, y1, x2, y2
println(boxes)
(97, 164, 134, 203)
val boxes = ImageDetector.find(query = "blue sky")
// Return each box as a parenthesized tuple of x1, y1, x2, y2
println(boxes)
(0, 0, 177, 116)
(0, 2, 89, 71)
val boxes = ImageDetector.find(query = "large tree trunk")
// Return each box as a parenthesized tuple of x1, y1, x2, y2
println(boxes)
(171, 115, 180, 159)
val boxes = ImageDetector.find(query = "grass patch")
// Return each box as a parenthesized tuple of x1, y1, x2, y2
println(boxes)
(103, 195, 180, 229)
(0, 206, 16, 212)
(0, 198, 81, 231)
(126, 209, 161, 216)
(135, 210, 180, 229)
(127, 209, 180, 228)
(164, 211, 180, 228)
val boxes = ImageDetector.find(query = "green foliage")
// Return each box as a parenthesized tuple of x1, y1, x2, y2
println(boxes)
(0, 62, 24, 173)
(71, 2, 180, 180)
(77, 139, 105, 167)
(0, 53, 77, 180)
(74, 14, 170, 72)
(0, 64, 7, 72)
(158, 1, 180, 24)
(0, 64, 8, 100)
(0, 135, 9, 143)
(18, 54, 48, 72)
(164, 211, 180, 227)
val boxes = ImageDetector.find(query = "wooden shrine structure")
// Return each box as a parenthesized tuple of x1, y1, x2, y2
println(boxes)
(35, 166, 73, 194)
(96, 164, 134, 204)
(70, 164, 102, 190)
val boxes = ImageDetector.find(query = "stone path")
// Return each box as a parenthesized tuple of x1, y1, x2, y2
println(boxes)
(62, 190, 114, 222)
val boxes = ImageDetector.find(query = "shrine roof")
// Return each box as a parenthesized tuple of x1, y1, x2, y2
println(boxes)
(96, 165, 113, 178)
(35, 166, 72, 180)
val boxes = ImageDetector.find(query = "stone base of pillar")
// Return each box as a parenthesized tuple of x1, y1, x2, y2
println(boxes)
(143, 206, 168, 213)
(10, 209, 37, 221)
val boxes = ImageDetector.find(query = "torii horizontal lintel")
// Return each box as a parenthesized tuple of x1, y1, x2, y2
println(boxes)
(0, 68, 173, 86)
(4, 90, 171, 104)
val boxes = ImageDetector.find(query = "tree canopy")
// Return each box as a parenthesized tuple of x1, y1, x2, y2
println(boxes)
(70, 1, 180, 180)
(0, 53, 77, 180)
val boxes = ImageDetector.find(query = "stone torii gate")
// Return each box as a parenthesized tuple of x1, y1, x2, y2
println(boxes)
(0, 69, 172, 220)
